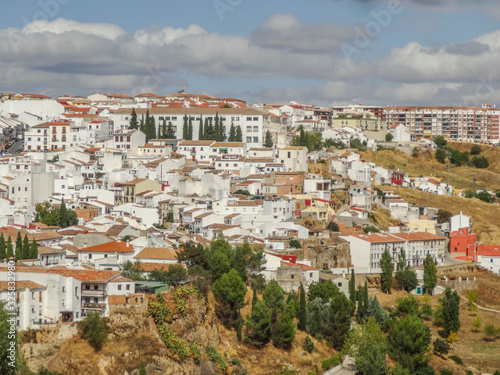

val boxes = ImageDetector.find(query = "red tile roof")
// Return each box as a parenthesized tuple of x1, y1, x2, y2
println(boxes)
(78, 240, 133, 253)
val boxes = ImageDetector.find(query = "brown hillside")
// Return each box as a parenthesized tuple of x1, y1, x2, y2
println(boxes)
(361, 144, 500, 190)
(392, 187, 500, 245)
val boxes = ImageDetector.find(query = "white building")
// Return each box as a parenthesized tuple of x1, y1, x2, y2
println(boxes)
(277, 146, 308, 172)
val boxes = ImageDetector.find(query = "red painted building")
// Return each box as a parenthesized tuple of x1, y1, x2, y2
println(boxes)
(391, 170, 405, 186)
(449, 227, 477, 255)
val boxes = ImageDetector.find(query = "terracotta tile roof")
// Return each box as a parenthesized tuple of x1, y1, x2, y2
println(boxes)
(133, 247, 178, 260)
(212, 142, 245, 147)
(0, 280, 46, 291)
(179, 140, 216, 146)
(109, 276, 134, 283)
(124, 178, 150, 186)
(0, 266, 122, 282)
(37, 246, 65, 255)
(132, 262, 185, 272)
(106, 225, 128, 237)
(78, 240, 133, 253)
(392, 232, 445, 242)
(349, 233, 406, 244)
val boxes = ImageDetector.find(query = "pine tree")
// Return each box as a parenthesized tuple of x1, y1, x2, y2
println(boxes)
(349, 269, 356, 305)
(272, 302, 296, 349)
(236, 126, 243, 142)
(380, 250, 393, 293)
(182, 115, 188, 140)
(59, 198, 69, 228)
(166, 121, 175, 139)
(15, 232, 22, 261)
(252, 284, 258, 310)
(236, 309, 243, 343)
(299, 126, 306, 146)
(439, 288, 461, 336)
(0, 233, 5, 261)
(423, 255, 438, 294)
(298, 283, 307, 331)
(264, 130, 273, 148)
(198, 115, 204, 140)
(29, 240, 38, 260)
(22, 234, 30, 259)
(229, 121, 236, 142)
(6, 236, 14, 259)
(129, 108, 138, 129)
(188, 117, 193, 140)
(245, 300, 272, 348)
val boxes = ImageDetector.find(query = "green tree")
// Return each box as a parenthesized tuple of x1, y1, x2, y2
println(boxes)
(188, 116, 193, 140)
(208, 249, 231, 280)
(245, 300, 272, 347)
(470, 144, 481, 155)
(472, 315, 482, 332)
(307, 297, 329, 338)
(433, 136, 447, 147)
(388, 315, 431, 372)
(252, 283, 258, 310)
(139, 114, 145, 134)
(165, 264, 188, 286)
(289, 239, 301, 249)
(264, 130, 273, 148)
(484, 323, 499, 340)
(212, 269, 247, 323)
(0, 233, 6, 261)
(228, 121, 236, 142)
(349, 269, 356, 305)
(308, 280, 340, 304)
(247, 245, 266, 287)
(263, 280, 285, 323)
(59, 198, 69, 228)
(198, 115, 204, 140)
(303, 335, 314, 353)
(394, 294, 420, 317)
(327, 221, 340, 232)
(396, 251, 418, 293)
(472, 156, 489, 168)
(165, 121, 175, 139)
(161, 119, 167, 138)
(439, 288, 461, 336)
(477, 190, 496, 203)
(344, 317, 388, 375)
(272, 301, 296, 349)
(380, 250, 394, 293)
(129, 108, 138, 129)
(22, 234, 30, 260)
(15, 232, 22, 261)
(214, 113, 220, 141)
(436, 209, 452, 224)
(79, 312, 109, 351)
(433, 338, 450, 357)
(6, 237, 13, 259)
(235, 126, 242, 142)
(435, 148, 447, 164)
(367, 296, 389, 330)
(182, 115, 188, 140)
(298, 283, 307, 331)
(176, 241, 208, 270)
(326, 293, 356, 350)
(0, 302, 17, 375)
(231, 245, 248, 282)
(386, 133, 394, 142)
(356, 281, 369, 323)
(29, 240, 38, 260)
(423, 255, 437, 294)
(236, 309, 243, 343)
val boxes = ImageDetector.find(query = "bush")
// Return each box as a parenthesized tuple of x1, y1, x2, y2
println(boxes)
(470, 145, 481, 155)
(322, 359, 331, 371)
(465, 370, 473, 375)
(449, 355, 463, 366)
(447, 331, 458, 343)
(206, 346, 228, 371)
(330, 353, 343, 367)
(327, 221, 340, 232)
(433, 338, 450, 356)
(289, 239, 301, 249)
(440, 370, 453, 375)
(363, 225, 379, 234)
(471, 156, 489, 169)
(230, 357, 242, 367)
(79, 312, 109, 351)
(303, 336, 315, 353)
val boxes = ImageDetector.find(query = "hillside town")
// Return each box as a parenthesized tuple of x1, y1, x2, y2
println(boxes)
(0, 91, 499, 336)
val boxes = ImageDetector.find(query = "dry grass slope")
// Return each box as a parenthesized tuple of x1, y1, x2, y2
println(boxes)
(393, 187, 500, 244)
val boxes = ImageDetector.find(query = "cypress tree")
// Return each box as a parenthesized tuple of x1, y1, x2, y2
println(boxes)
(252, 284, 258, 310)
(245, 300, 272, 348)
(129, 108, 138, 129)
(229, 121, 236, 142)
(423, 255, 438, 294)
(15, 232, 22, 261)
(349, 269, 356, 305)
(59, 198, 69, 228)
(161, 119, 167, 139)
(165, 121, 175, 139)
(214, 112, 220, 141)
(0, 233, 5, 260)
(219, 116, 226, 141)
(203, 117, 209, 140)
(182, 115, 188, 140)
(139, 114, 145, 134)
(188, 116, 193, 140)
(6, 236, 14, 259)
(298, 283, 307, 331)
(198, 115, 204, 140)
(380, 249, 393, 293)
(264, 130, 273, 148)
(29, 240, 38, 260)
(207, 118, 214, 140)
(440, 288, 461, 336)
(22, 234, 30, 259)
(299, 126, 306, 146)
(236, 309, 243, 343)
(236, 126, 243, 142)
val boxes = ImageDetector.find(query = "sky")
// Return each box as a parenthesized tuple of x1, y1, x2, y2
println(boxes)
(1, 0, 500, 106)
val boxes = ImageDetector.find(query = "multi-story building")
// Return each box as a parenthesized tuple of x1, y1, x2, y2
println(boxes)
(383, 105, 500, 144)
(112, 108, 267, 147)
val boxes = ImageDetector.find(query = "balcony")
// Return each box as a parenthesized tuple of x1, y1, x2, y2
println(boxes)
(81, 289, 106, 297)
(82, 302, 106, 310)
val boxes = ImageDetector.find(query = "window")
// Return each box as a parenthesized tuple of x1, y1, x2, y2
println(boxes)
(118, 285, 122, 291)
(253, 117, 258, 121)
(291, 274, 295, 279)
(337, 282, 342, 287)
(126, 284, 130, 290)
(94, 285, 98, 290)
(246, 126, 252, 132)
(75, 287, 78, 296)
(246, 117, 252, 121)
(32, 292, 35, 299)
(85, 285, 90, 290)
(253, 126, 259, 132)
(62, 287, 65, 293)
(310, 272, 313, 278)
(89, 254, 92, 260)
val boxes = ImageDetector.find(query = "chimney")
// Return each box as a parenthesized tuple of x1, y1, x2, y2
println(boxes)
(302, 242, 308, 261)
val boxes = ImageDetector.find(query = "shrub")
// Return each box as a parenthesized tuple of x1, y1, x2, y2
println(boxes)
(189, 343, 201, 364)
(289, 239, 301, 249)
(303, 336, 315, 354)
(440, 370, 453, 375)
(465, 371, 473, 375)
(330, 353, 343, 367)
(433, 338, 450, 356)
(79, 312, 109, 351)
(446, 331, 458, 343)
(449, 355, 463, 366)
(470, 145, 481, 155)
(206, 345, 228, 371)
(484, 324, 500, 340)
(322, 359, 331, 371)
(230, 357, 242, 367)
